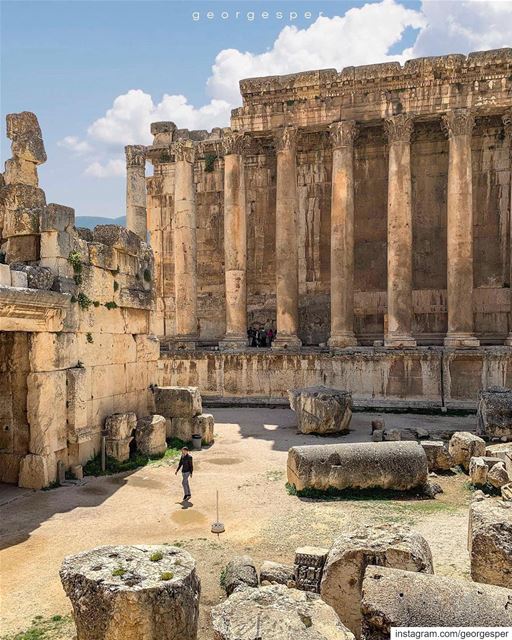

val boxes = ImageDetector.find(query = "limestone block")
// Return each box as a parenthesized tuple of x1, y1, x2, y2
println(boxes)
(10, 269, 27, 288)
(288, 386, 352, 434)
(10, 263, 53, 289)
(5, 235, 40, 262)
(477, 387, 512, 440)
(486, 443, 512, 476)
(0, 263, 11, 285)
(135, 334, 160, 362)
(421, 441, 454, 471)
(106, 438, 132, 462)
(39, 255, 72, 278)
(18, 453, 49, 489)
(154, 386, 202, 418)
(260, 561, 295, 586)
(469, 457, 489, 485)
(60, 544, 200, 640)
(468, 499, 512, 588)
(448, 431, 486, 471)
(0, 453, 23, 484)
(119, 287, 153, 310)
(71, 464, 83, 480)
(51, 275, 78, 295)
(122, 308, 149, 334)
(361, 566, 512, 633)
(194, 413, 214, 444)
(40, 203, 75, 232)
(222, 555, 258, 595)
(80, 264, 115, 303)
(488, 461, 510, 488)
(1, 184, 45, 236)
(112, 334, 137, 364)
(78, 333, 114, 368)
(371, 430, 383, 442)
(27, 371, 67, 456)
(502, 483, 512, 500)
(320, 524, 433, 637)
(169, 417, 194, 443)
(135, 415, 167, 457)
(287, 442, 428, 493)
(383, 429, 401, 441)
(66, 367, 90, 441)
(93, 225, 142, 257)
(40, 230, 73, 260)
(294, 546, 329, 593)
(92, 364, 126, 399)
(91, 397, 114, 430)
(105, 412, 137, 440)
(211, 584, 354, 640)
(88, 242, 118, 271)
(126, 361, 147, 393)
(6, 112, 47, 165)
(86, 306, 125, 335)
(4, 157, 38, 187)
(29, 332, 78, 372)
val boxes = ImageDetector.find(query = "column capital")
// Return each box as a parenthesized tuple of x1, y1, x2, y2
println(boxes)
(172, 139, 196, 163)
(221, 131, 246, 156)
(125, 145, 146, 169)
(274, 126, 298, 152)
(442, 109, 475, 138)
(384, 114, 414, 144)
(330, 120, 358, 148)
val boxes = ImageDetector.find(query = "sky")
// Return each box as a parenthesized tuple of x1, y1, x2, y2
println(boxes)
(1, 0, 511, 220)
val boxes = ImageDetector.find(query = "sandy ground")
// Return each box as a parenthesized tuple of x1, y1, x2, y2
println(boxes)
(0, 408, 477, 639)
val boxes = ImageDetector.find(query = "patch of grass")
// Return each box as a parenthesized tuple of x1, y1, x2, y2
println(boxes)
(286, 483, 433, 502)
(112, 567, 127, 577)
(77, 292, 93, 310)
(464, 481, 501, 496)
(219, 567, 227, 588)
(5, 614, 71, 640)
(150, 551, 163, 562)
(160, 571, 174, 581)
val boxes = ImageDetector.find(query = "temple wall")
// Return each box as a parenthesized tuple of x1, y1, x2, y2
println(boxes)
(158, 348, 512, 411)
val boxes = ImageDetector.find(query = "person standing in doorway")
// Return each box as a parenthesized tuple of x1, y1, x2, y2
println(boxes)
(175, 447, 193, 501)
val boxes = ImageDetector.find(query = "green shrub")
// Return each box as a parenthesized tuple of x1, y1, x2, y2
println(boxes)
(204, 153, 216, 172)
(150, 551, 163, 562)
(160, 571, 174, 581)
(77, 292, 93, 310)
(104, 301, 118, 310)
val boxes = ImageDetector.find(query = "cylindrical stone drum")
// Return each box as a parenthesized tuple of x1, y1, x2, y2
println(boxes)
(287, 441, 428, 492)
(60, 545, 200, 640)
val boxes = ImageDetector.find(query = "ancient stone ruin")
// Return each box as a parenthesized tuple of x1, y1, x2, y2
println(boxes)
(289, 386, 352, 434)
(153, 386, 214, 444)
(477, 386, 512, 440)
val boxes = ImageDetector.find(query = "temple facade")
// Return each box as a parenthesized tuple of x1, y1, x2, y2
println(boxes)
(135, 48, 512, 350)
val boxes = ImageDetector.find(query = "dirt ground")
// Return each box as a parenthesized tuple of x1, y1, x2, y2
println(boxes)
(0, 408, 478, 639)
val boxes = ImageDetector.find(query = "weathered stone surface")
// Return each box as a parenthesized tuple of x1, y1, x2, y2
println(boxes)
(6, 112, 46, 165)
(361, 566, 512, 633)
(40, 203, 75, 232)
(18, 453, 49, 489)
(448, 431, 486, 471)
(477, 387, 512, 440)
(321, 524, 433, 637)
(10, 263, 53, 289)
(135, 415, 166, 456)
(287, 442, 428, 492)
(502, 483, 512, 500)
(421, 441, 454, 471)
(222, 555, 258, 595)
(93, 225, 142, 256)
(383, 429, 401, 441)
(371, 429, 383, 442)
(193, 413, 214, 444)
(488, 461, 510, 488)
(469, 456, 489, 485)
(10, 269, 27, 288)
(468, 499, 512, 588)
(168, 413, 215, 444)
(289, 386, 352, 434)
(486, 443, 512, 476)
(105, 412, 137, 440)
(154, 386, 202, 419)
(60, 545, 200, 640)
(0, 263, 11, 285)
(294, 546, 329, 593)
(211, 584, 355, 640)
(260, 561, 295, 586)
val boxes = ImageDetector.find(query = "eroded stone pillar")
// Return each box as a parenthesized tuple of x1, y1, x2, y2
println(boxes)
(328, 121, 358, 349)
(273, 126, 301, 349)
(443, 109, 479, 348)
(384, 114, 416, 348)
(220, 133, 247, 349)
(503, 111, 512, 346)
(172, 140, 198, 349)
(125, 145, 147, 241)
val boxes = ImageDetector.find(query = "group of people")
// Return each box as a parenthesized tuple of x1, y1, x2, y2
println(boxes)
(247, 325, 276, 347)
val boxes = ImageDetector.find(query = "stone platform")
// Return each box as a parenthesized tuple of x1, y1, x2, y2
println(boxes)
(158, 346, 512, 411)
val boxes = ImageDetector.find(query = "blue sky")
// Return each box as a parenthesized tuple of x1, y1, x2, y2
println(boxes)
(1, 0, 510, 220)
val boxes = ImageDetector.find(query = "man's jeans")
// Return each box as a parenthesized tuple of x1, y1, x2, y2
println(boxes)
(182, 471, 191, 497)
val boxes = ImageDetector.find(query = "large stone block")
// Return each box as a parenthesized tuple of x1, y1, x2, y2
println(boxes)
(18, 453, 49, 489)
(5, 235, 40, 262)
(154, 386, 202, 418)
(0, 452, 23, 484)
(105, 412, 137, 440)
(420, 441, 454, 471)
(6, 111, 47, 165)
(88, 242, 118, 271)
(112, 334, 137, 364)
(93, 225, 142, 257)
(211, 584, 355, 640)
(66, 367, 90, 442)
(168, 413, 214, 444)
(321, 524, 433, 638)
(0, 263, 11, 285)
(106, 438, 132, 463)
(222, 555, 258, 596)
(135, 334, 160, 362)
(260, 561, 295, 587)
(29, 332, 78, 372)
(468, 499, 512, 588)
(294, 546, 329, 593)
(287, 442, 428, 493)
(361, 566, 512, 634)
(448, 431, 486, 471)
(1, 184, 45, 236)
(486, 443, 512, 476)
(10, 263, 53, 290)
(40, 203, 75, 232)
(135, 415, 167, 457)
(477, 387, 512, 440)
(488, 461, 510, 488)
(60, 545, 200, 640)
(27, 371, 67, 456)
(289, 386, 352, 434)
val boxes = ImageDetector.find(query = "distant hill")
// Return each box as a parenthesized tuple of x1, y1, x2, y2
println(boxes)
(75, 215, 126, 230)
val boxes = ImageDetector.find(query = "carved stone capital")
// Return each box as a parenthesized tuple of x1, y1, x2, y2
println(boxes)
(172, 140, 196, 163)
(330, 121, 358, 148)
(274, 126, 298, 152)
(384, 114, 414, 144)
(442, 109, 475, 138)
(503, 110, 512, 139)
(221, 132, 246, 156)
(125, 145, 146, 169)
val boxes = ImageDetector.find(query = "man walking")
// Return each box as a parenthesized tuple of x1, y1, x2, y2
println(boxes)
(175, 446, 193, 501)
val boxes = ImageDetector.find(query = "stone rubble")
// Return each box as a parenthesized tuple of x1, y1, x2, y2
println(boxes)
(288, 386, 352, 435)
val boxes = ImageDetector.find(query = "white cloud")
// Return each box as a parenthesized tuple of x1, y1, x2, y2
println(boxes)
(61, 0, 511, 178)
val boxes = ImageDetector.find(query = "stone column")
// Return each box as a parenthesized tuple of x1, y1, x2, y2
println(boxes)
(442, 109, 479, 347)
(328, 121, 358, 349)
(272, 126, 302, 349)
(220, 132, 247, 350)
(383, 114, 417, 348)
(172, 140, 198, 349)
(125, 145, 147, 241)
(503, 111, 512, 346)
